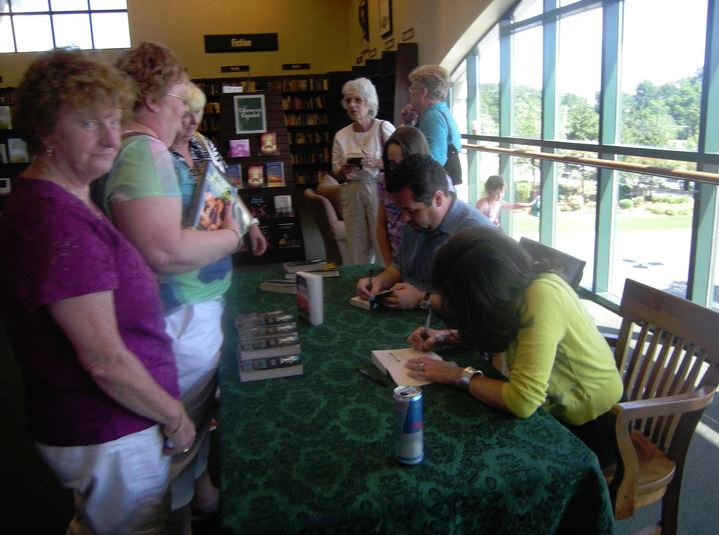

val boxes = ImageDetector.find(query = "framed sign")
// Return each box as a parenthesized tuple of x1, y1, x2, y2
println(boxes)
(233, 94, 267, 134)
(379, 0, 392, 38)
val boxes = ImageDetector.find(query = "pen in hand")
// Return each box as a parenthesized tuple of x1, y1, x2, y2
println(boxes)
(368, 268, 374, 292)
(421, 307, 432, 342)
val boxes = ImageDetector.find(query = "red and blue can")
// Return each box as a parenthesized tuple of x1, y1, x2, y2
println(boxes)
(393, 385, 423, 465)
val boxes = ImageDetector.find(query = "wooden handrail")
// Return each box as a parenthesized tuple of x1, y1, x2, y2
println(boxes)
(463, 143, 719, 185)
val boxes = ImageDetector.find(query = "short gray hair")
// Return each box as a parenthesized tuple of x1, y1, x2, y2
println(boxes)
(341, 77, 379, 118)
(409, 65, 450, 101)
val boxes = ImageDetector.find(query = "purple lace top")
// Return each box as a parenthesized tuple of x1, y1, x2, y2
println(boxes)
(0, 179, 179, 446)
(377, 172, 404, 257)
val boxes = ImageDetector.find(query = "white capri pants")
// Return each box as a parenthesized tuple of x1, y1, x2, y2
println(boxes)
(36, 425, 170, 535)
(341, 179, 381, 265)
(164, 298, 223, 510)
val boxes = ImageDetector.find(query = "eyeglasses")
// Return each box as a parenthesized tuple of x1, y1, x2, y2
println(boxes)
(343, 96, 366, 106)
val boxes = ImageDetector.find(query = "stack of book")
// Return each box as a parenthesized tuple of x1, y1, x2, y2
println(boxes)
(235, 311, 303, 381)
(283, 259, 339, 278)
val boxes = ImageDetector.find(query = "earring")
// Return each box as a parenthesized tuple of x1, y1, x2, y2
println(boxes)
(46, 147, 54, 158)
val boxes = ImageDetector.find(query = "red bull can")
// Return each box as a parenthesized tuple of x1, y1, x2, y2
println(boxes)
(393, 385, 423, 465)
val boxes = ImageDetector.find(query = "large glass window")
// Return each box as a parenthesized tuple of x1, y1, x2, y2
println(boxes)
(619, 0, 706, 151)
(511, 26, 542, 138)
(611, 173, 694, 298)
(556, 8, 601, 142)
(477, 29, 500, 136)
(0, 0, 129, 52)
(508, 152, 540, 241)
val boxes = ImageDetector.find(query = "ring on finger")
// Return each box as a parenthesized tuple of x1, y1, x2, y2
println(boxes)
(419, 362, 425, 371)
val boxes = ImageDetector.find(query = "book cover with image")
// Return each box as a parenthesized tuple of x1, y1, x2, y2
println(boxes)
(226, 163, 243, 188)
(248, 196, 269, 219)
(183, 160, 236, 231)
(229, 139, 250, 158)
(260, 132, 278, 154)
(247, 165, 265, 187)
(266, 161, 285, 187)
(7, 138, 28, 163)
(273, 194, 293, 217)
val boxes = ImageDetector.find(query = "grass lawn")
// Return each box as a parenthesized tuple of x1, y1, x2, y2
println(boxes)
(510, 208, 692, 235)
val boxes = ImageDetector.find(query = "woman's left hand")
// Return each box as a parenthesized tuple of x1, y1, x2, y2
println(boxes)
(405, 356, 461, 385)
(249, 224, 268, 256)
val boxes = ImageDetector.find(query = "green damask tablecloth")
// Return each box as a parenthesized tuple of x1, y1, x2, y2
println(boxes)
(219, 265, 616, 534)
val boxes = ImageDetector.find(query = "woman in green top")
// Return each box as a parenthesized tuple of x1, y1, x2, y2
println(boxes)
(406, 227, 623, 467)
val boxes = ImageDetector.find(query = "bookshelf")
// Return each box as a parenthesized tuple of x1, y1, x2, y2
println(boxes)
(0, 87, 25, 214)
(213, 79, 305, 265)
(280, 76, 333, 187)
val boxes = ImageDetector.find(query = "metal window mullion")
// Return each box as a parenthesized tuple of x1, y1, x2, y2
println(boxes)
(689, 0, 719, 305)
(466, 52, 479, 206)
(594, 0, 622, 295)
(499, 18, 513, 232)
(539, 0, 559, 244)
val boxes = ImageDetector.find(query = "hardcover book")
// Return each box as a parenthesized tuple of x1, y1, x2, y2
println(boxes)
(296, 271, 323, 325)
(248, 196, 269, 219)
(7, 138, 28, 163)
(265, 161, 286, 187)
(283, 258, 326, 273)
(235, 310, 295, 330)
(247, 165, 265, 187)
(273, 195, 293, 216)
(225, 163, 243, 188)
(371, 348, 443, 387)
(182, 159, 236, 231)
(239, 357, 303, 382)
(260, 279, 297, 294)
(238, 334, 301, 360)
(228, 138, 250, 158)
(275, 221, 302, 248)
(237, 321, 297, 339)
(260, 132, 278, 154)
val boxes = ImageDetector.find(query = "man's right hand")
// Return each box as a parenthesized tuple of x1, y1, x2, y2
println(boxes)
(356, 277, 376, 299)
(401, 104, 419, 126)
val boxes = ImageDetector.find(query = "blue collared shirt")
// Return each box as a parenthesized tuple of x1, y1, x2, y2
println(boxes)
(393, 198, 493, 291)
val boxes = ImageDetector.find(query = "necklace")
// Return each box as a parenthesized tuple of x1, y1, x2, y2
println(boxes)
(352, 119, 376, 154)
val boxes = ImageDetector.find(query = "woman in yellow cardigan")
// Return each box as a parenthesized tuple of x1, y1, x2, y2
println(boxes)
(406, 227, 623, 467)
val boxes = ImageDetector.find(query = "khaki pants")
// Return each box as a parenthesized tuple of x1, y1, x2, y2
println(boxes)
(341, 179, 381, 265)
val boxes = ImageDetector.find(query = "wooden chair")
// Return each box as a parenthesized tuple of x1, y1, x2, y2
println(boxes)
(518, 236, 586, 290)
(605, 278, 719, 535)
(303, 187, 348, 266)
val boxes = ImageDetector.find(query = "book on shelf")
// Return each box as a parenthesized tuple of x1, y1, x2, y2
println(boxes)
(266, 161, 286, 187)
(239, 355, 303, 382)
(283, 258, 327, 273)
(237, 333, 301, 360)
(7, 138, 28, 163)
(371, 348, 444, 387)
(0, 106, 11, 129)
(235, 310, 295, 330)
(260, 279, 297, 294)
(275, 221, 302, 248)
(260, 132, 278, 154)
(273, 194, 293, 217)
(296, 271, 323, 325)
(247, 165, 265, 187)
(226, 163, 242, 188)
(228, 138, 250, 158)
(0, 144, 7, 164)
(248, 196, 269, 219)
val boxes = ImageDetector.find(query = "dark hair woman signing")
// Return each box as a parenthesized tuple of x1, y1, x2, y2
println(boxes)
(406, 227, 623, 467)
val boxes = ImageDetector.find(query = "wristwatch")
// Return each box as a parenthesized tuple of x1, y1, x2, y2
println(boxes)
(458, 366, 483, 389)
(419, 291, 432, 310)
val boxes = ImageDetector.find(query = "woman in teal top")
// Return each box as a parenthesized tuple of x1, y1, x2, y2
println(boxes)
(406, 227, 623, 468)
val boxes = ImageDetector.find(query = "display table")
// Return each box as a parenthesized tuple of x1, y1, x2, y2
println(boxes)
(219, 265, 615, 534)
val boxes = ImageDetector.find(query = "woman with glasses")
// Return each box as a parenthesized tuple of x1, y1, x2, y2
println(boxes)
(94, 42, 239, 534)
(331, 77, 395, 265)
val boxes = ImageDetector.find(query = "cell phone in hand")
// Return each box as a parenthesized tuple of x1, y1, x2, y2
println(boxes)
(369, 289, 394, 310)
(346, 157, 363, 167)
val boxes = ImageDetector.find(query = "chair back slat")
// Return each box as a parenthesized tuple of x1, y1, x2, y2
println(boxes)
(615, 279, 719, 453)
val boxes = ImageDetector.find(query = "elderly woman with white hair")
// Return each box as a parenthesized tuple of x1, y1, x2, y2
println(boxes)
(331, 77, 395, 265)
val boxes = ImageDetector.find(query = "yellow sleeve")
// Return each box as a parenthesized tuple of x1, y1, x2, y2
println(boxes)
(501, 279, 567, 418)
